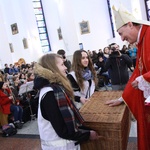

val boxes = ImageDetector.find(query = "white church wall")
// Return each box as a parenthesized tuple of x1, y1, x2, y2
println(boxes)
(0, 0, 148, 67)
(42, 0, 113, 54)
(41, 0, 66, 53)
(0, 1, 15, 68)
(0, 0, 43, 67)
(71, 0, 113, 51)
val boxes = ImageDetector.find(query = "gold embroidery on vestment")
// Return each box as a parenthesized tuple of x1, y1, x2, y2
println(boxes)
(138, 57, 143, 75)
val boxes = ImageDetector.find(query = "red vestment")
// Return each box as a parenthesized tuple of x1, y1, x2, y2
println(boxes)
(122, 25, 150, 150)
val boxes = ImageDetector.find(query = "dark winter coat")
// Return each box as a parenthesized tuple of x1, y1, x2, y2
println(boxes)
(105, 53, 132, 85)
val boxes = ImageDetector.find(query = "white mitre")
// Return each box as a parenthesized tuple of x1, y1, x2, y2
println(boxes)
(112, 5, 150, 30)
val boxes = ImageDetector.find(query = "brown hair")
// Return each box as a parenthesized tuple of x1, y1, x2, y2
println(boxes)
(12, 76, 18, 82)
(71, 50, 97, 90)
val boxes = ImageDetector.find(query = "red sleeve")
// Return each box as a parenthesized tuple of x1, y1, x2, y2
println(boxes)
(142, 27, 150, 82)
(143, 72, 150, 82)
(0, 90, 11, 105)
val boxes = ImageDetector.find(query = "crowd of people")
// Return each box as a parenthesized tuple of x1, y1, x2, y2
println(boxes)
(87, 43, 135, 90)
(32, 45, 136, 149)
(33, 4, 150, 150)
(0, 42, 141, 149)
(0, 43, 136, 141)
(0, 45, 134, 146)
(0, 62, 37, 130)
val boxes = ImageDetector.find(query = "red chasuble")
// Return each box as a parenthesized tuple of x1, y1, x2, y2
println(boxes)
(122, 25, 150, 150)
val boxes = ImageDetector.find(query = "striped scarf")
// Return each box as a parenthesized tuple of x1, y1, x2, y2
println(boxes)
(82, 68, 93, 81)
(51, 84, 84, 134)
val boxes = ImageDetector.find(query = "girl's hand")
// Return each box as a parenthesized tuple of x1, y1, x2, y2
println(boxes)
(89, 130, 100, 140)
(80, 98, 89, 104)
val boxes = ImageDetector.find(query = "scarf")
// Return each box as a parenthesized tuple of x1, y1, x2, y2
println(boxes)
(50, 84, 84, 134)
(82, 68, 93, 81)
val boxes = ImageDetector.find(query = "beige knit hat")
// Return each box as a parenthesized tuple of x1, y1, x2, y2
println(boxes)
(112, 5, 150, 30)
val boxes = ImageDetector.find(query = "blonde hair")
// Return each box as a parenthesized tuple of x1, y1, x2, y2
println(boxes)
(38, 53, 74, 99)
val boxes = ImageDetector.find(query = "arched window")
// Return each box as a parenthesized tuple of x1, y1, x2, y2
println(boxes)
(144, 0, 150, 21)
(107, 0, 115, 37)
(32, 0, 51, 53)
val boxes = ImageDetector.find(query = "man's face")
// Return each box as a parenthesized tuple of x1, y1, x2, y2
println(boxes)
(117, 22, 138, 44)
(112, 44, 119, 50)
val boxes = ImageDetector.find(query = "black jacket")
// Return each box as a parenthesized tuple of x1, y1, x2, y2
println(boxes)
(96, 60, 107, 75)
(105, 53, 132, 85)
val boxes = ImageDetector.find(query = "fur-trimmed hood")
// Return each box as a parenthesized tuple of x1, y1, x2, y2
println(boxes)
(33, 63, 62, 90)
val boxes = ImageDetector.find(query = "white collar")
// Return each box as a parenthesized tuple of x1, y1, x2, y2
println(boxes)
(136, 25, 143, 44)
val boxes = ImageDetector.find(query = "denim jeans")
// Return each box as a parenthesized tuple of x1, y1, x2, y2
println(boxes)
(10, 105, 23, 122)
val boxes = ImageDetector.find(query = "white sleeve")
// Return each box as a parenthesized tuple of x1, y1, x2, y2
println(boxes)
(118, 97, 124, 102)
(136, 76, 150, 98)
